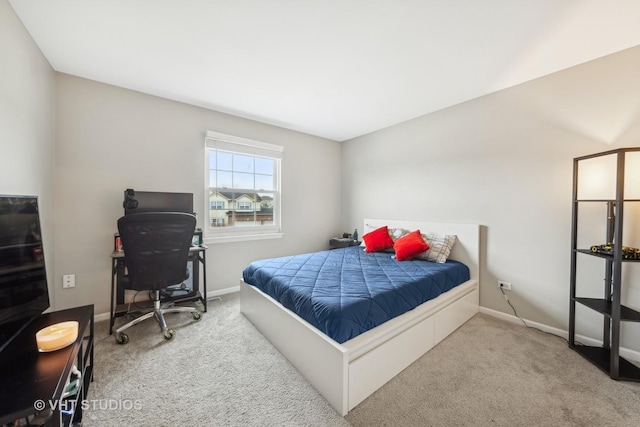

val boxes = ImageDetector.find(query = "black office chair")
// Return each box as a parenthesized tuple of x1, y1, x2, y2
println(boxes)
(115, 212, 201, 344)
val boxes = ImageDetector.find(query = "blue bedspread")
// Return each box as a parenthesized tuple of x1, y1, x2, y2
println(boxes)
(242, 246, 470, 343)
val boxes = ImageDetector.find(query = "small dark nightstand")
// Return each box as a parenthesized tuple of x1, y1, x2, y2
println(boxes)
(329, 238, 362, 249)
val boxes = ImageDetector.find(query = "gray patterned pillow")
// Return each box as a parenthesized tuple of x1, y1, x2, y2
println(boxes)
(383, 227, 410, 252)
(389, 227, 410, 241)
(415, 233, 457, 263)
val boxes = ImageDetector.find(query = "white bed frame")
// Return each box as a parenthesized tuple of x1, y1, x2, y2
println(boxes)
(240, 219, 480, 415)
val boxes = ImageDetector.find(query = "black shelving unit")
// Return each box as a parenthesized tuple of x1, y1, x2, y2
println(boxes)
(569, 147, 640, 381)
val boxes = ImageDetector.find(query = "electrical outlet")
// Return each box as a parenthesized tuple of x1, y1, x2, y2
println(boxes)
(63, 274, 76, 289)
(498, 280, 512, 291)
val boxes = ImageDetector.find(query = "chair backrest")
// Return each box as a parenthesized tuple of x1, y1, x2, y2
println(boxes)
(117, 212, 197, 291)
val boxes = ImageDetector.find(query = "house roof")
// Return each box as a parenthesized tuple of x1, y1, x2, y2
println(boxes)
(213, 191, 263, 202)
(9, 0, 640, 141)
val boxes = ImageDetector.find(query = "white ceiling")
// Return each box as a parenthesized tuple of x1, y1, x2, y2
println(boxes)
(9, 0, 640, 141)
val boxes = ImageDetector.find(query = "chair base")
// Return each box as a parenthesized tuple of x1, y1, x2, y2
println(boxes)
(115, 290, 201, 343)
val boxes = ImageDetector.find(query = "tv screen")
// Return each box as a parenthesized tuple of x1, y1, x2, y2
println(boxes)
(0, 195, 50, 353)
(123, 190, 193, 216)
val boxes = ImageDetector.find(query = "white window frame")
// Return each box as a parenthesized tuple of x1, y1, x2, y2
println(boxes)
(205, 130, 283, 243)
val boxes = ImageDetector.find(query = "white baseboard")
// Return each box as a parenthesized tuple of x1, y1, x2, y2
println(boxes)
(93, 286, 240, 324)
(480, 307, 640, 364)
(207, 286, 240, 299)
(95, 311, 111, 323)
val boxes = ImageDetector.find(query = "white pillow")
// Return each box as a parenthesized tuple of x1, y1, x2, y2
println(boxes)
(416, 233, 457, 263)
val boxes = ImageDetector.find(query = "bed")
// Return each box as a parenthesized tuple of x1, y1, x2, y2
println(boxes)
(240, 219, 480, 415)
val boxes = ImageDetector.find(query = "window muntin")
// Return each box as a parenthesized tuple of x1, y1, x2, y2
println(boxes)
(205, 131, 282, 241)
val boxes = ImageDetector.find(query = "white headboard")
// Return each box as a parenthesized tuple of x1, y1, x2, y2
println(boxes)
(363, 218, 480, 282)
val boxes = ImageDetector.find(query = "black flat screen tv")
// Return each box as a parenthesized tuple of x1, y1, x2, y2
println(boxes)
(0, 195, 50, 354)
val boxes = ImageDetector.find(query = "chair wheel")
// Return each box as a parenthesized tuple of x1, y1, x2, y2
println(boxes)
(192, 311, 202, 321)
(116, 333, 129, 345)
(163, 329, 175, 340)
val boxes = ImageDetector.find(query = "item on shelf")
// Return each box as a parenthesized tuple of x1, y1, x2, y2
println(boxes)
(353, 229, 358, 242)
(590, 243, 640, 260)
(329, 237, 361, 249)
(71, 364, 82, 380)
(35, 321, 79, 352)
(62, 378, 80, 399)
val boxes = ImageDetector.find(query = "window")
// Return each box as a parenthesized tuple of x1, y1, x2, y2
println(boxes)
(205, 131, 283, 242)
(236, 201, 252, 210)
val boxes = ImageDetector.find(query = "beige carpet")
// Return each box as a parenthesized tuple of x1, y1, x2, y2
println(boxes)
(83, 293, 640, 426)
(345, 313, 640, 427)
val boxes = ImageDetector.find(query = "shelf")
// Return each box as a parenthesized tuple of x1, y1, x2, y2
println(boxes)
(570, 344, 640, 382)
(570, 148, 640, 384)
(575, 249, 640, 262)
(0, 305, 94, 426)
(574, 297, 640, 322)
(574, 199, 640, 203)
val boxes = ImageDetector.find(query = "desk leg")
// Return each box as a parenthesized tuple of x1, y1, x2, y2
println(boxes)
(110, 259, 116, 335)
(201, 250, 207, 312)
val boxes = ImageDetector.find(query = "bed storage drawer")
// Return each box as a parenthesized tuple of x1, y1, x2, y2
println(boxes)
(348, 315, 435, 410)
(433, 287, 479, 344)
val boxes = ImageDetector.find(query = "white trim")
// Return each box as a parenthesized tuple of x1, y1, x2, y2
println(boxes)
(479, 307, 640, 363)
(479, 307, 566, 336)
(206, 286, 240, 298)
(205, 130, 283, 159)
(95, 311, 111, 323)
(204, 232, 283, 244)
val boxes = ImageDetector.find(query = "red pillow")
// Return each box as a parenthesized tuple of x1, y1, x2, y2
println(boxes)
(363, 226, 395, 253)
(394, 230, 430, 261)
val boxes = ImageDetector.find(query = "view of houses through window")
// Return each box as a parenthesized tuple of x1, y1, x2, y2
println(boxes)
(205, 131, 282, 239)
(208, 151, 276, 229)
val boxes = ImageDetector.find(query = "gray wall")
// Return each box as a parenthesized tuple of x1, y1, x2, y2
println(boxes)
(5, 0, 640, 353)
(54, 74, 342, 315)
(0, 1, 56, 305)
(342, 46, 640, 350)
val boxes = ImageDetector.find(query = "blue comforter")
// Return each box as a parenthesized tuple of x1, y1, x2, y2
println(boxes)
(242, 246, 470, 343)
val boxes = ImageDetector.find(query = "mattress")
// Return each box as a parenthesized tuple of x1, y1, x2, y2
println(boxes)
(242, 246, 470, 343)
